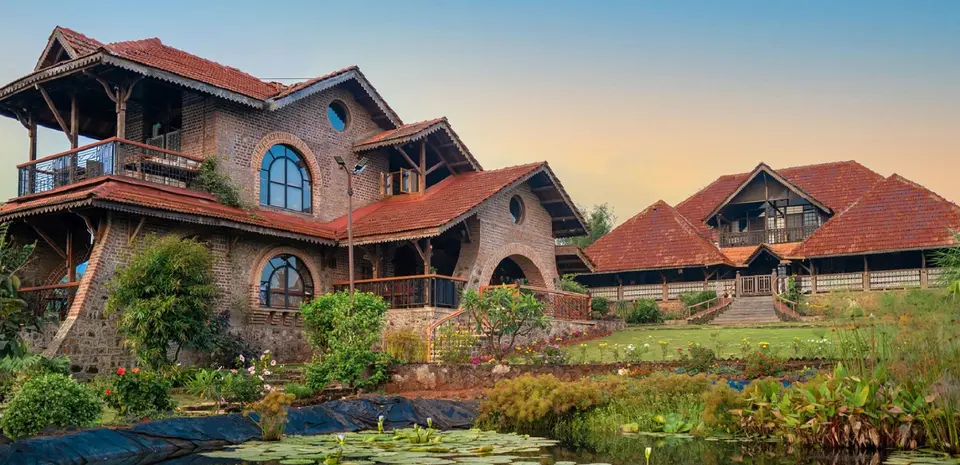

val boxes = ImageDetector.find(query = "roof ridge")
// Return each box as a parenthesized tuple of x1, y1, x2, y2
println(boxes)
(886, 173, 960, 212)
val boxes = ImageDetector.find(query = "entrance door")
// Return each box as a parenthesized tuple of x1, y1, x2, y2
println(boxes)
(738, 275, 772, 296)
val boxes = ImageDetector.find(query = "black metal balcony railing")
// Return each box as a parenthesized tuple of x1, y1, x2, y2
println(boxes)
(17, 138, 202, 197)
(719, 225, 819, 247)
(333, 274, 467, 309)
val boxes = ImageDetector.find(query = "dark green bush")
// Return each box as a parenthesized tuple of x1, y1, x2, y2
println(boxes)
(679, 290, 717, 308)
(683, 345, 717, 373)
(302, 291, 389, 390)
(1, 373, 101, 439)
(106, 235, 219, 369)
(283, 383, 314, 399)
(625, 299, 662, 324)
(191, 157, 243, 207)
(105, 368, 176, 421)
(222, 372, 264, 404)
(590, 297, 610, 318)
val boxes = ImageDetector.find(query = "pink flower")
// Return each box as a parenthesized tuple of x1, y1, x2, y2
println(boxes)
(270, 360, 277, 366)
(131, 367, 140, 374)
(239, 354, 245, 362)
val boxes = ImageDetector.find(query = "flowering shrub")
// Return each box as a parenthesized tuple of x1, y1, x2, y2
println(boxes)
(625, 342, 651, 362)
(105, 367, 175, 420)
(743, 350, 782, 378)
(0, 373, 101, 439)
(244, 391, 295, 441)
(477, 374, 606, 432)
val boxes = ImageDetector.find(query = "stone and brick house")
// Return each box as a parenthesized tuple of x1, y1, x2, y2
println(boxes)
(575, 161, 960, 306)
(0, 27, 587, 374)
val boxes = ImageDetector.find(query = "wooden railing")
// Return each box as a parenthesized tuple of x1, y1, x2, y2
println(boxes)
(332, 274, 467, 309)
(481, 284, 592, 320)
(719, 225, 819, 247)
(425, 308, 484, 363)
(17, 138, 203, 197)
(18, 282, 80, 321)
(738, 274, 772, 296)
(686, 297, 734, 324)
(771, 278, 804, 322)
(794, 267, 943, 294)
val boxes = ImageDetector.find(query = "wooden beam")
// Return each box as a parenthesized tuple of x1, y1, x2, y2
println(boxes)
(73, 212, 96, 244)
(66, 229, 75, 283)
(426, 141, 454, 174)
(531, 186, 554, 193)
(540, 198, 565, 205)
(411, 240, 426, 262)
(395, 145, 420, 172)
(27, 113, 37, 162)
(425, 161, 445, 176)
(449, 161, 472, 167)
(461, 223, 472, 243)
(70, 94, 78, 148)
(36, 85, 73, 143)
(551, 216, 578, 222)
(128, 216, 146, 245)
(27, 221, 66, 259)
(419, 140, 426, 193)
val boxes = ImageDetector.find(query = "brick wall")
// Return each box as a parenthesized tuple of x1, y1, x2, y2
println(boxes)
(456, 182, 559, 290)
(212, 87, 388, 222)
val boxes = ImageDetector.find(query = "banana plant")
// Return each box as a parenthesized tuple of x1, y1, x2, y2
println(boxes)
(0, 222, 36, 359)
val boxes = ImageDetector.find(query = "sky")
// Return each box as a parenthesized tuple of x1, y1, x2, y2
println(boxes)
(0, 1, 957, 225)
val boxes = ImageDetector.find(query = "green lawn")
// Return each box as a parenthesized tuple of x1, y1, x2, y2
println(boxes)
(565, 325, 837, 362)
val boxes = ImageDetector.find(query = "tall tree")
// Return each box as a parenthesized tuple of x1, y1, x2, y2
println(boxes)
(556, 203, 617, 248)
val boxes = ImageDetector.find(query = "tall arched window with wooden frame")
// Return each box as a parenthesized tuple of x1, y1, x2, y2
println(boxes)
(259, 144, 312, 213)
(259, 254, 314, 309)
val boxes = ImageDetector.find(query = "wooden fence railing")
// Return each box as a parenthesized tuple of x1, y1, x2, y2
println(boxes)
(332, 274, 467, 309)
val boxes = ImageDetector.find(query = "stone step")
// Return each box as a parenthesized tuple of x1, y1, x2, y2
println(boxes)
(708, 296, 781, 325)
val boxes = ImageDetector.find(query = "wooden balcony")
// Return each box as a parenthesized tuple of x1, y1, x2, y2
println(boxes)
(719, 225, 819, 247)
(16, 138, 202, 197)
(333, 274, 467, 309)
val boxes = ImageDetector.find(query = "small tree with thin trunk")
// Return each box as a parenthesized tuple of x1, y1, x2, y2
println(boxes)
(461, 285, 548, 361)
(106, 235, 218, 369)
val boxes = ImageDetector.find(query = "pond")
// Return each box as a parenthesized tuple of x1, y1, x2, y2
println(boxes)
(152, 429, 960, 465)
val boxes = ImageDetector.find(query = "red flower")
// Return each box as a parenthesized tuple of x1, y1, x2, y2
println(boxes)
(116, 367, 126, 376)
(105, 389, 111, 396)
(131, 367, 140, 374)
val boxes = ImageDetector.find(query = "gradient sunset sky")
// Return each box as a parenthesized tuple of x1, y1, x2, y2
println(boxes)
(1, 1, 957, 224)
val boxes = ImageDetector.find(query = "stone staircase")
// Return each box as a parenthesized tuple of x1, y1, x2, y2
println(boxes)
(709, 296, 781, 325)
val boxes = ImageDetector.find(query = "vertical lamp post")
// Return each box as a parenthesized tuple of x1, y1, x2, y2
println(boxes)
(334, 156, 368, 306)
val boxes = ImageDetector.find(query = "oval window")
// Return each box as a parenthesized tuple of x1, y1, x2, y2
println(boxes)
(327, 101, 349, 132)
(509, 195, 525, 224)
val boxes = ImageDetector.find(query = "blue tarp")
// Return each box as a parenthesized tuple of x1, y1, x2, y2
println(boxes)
(0, 396, 478, 465)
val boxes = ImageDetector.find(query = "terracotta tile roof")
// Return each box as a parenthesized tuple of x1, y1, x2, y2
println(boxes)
(0, 177, 337, 243)
(105, 38, 284, 100)
(722, 242, 800, 267)
(54, 27, 104, 57)
(584, 200, 731, 273)
(793, 175, 960, 258)
(354, 118, 447, 150)
(328, 163, 546, 242)
(676, 161, 884, 231)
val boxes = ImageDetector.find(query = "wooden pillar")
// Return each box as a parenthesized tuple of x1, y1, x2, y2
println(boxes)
(661, 273, 669, 301)
(921, 251, 928, 288)
(66, 229, 75, 283)
(735, 271, 741, 298)
(810, 260, 818, 294)
(418, 140, 427, 193)
(70, 94, 79, 149)
(862, 255, 870, 291)
(617, 281, 623, 301)
(27, 114, 37, 161)
(424, 238, 433, 306)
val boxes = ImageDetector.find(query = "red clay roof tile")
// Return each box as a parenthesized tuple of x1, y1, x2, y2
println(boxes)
(328, 163, 546, 242)
(584, 200, 731, 272)
(793, 175, 960, 258)
(722, 242, 800, 267)
(676, 161, 884, 233)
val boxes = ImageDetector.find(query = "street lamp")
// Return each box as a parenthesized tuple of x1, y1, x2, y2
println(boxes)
(334, 155, 368, 305)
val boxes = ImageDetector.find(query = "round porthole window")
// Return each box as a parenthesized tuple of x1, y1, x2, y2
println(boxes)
(509, 195, 525, 224)
(327, 101, 349, 132)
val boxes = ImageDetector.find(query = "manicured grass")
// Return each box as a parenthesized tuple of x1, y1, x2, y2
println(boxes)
(564, 325, 837, 362)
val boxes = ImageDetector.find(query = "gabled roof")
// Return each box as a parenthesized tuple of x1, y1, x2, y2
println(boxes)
(584, 200, 731, 273)
(0, 177, 337, 244)
(4, 27, 402, 127)
(702, 162, 832, 224)
(327, 162, 586, 244)
(676, 161, 883, 234)
(354, 117, 482, 172)
(722, 242, 800, 267)
(793, 175, 960, 258)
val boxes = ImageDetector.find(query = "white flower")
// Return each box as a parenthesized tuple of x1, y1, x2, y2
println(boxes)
(239, 354, 245, 362)
(617, 368, 628, 376)
(247, 366, 256, 373)
(264, 350, 271, 354)
(264, 384, 272, 391)
(258, 375, 264, 381)
(643, 343, 650, 348)
(264, 370, 271, 376)
(271, 360, 277, 366)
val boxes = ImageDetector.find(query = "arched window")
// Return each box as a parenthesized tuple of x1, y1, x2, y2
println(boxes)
(259, 144, 312, 213)
(259, 254, 314, 309)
